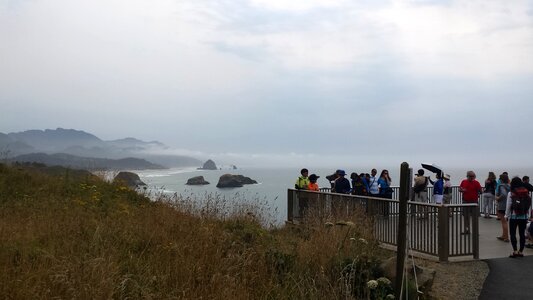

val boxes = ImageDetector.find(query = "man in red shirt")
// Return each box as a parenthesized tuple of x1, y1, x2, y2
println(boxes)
(459, 171, 482, 234)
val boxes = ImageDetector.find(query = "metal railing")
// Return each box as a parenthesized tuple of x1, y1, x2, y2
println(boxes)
(287, 188, 480, 261)
(321, 185, 507, 215)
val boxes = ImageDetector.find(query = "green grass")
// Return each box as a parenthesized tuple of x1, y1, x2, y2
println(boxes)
(0, 163, 391, 299)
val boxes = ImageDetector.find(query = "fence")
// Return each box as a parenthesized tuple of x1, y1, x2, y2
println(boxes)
(287, 188, 480, 261)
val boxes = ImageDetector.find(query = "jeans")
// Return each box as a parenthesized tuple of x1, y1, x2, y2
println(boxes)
(482, 193, 495, 215)
(509, 218, 528, 252)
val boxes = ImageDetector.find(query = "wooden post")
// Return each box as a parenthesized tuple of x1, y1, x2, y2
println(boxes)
(395, 162, 409, 299)
(287, 189, 294, 222)
(438, 205, 450, 262)
(472, 204, 480, 259)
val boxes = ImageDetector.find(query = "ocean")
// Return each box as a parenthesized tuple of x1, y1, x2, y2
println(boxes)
(135, 165, 533, 224)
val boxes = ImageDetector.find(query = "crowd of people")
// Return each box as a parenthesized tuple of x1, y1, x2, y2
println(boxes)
(295, 168, 533, 258)
(454, 170, 533, 258)
(294, 168, 393, 199)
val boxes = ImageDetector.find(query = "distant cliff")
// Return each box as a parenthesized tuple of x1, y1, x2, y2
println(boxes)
(0, 128, 202, 168)
(11, 153, 165, 170)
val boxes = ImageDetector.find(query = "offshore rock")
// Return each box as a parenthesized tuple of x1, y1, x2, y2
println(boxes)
(186, 176, 210, 185)
(198, 159, 217, 170)
(216, 174, 258, 188)
(113, 171, 146, 188)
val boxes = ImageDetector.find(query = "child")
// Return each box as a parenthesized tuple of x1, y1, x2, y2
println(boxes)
(308, 174, 320, 191)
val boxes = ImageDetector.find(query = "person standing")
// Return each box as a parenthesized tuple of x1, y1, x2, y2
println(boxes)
(295, 168, 310, 190)
(496, 174, 511, 242)
(443, 174, 453, 217)
(413, 169, 429, 218)
(333, 170, 351, 194)
(368, 169, 380, 196)
(433, 173, 444, 205)
(506, 177, 532, 258)
(378, 170, 392, 217)
(522, 176, 533, 192)
(443, 174, 452, 204)
(308, 174, 320, 191)
(350, 172, 367, 196)
(482, 172, 497, 218)
(459, 171, 482, 234)
(360, 173, 370, 195)
(413, 169, 429, 202)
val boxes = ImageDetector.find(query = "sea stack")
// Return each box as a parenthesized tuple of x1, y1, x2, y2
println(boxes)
(113, 171, 146, 188)
(186, 176, 210, 185)
(216, 174, 258, 188)
(199, 159, 217, 170)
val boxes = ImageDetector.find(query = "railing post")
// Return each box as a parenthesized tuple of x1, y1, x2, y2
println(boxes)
(395, 162, 410, 299)
(287, 189, 294, 222)
(472, 204, 480, 259)
(438, 205, 450, 262)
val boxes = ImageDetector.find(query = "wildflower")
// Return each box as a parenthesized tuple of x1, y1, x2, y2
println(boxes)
(386, 294, 395, 300)
(367, 280, 378, 289)
(377, 277, 392, 286)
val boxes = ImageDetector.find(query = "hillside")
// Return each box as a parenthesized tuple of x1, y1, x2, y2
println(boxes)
(0, 163, 388, 299)
(1, 128, 202, 167)
(10, 153, 166, 170)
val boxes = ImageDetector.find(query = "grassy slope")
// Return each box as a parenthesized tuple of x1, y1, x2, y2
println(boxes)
(0, 163, 386, 299)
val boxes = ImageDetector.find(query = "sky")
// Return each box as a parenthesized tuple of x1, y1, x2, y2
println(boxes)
(1, 0, 533, 168)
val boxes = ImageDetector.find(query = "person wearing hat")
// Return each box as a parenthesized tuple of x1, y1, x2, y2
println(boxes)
(333, 170, 351, 194)
(308, 174, 320, 191)
(443, 174, 453, 217)
(295, 168, 310, 190)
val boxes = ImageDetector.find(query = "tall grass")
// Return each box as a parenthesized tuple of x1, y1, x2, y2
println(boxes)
(0, 163, 390, 299)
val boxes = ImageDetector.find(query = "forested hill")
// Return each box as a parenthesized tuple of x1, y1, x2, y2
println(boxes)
(10, 153, 165, 170)
(0, 128, 202, 168)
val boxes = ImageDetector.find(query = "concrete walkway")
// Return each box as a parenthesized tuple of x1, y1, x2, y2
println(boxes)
(478, 216, 533, 259)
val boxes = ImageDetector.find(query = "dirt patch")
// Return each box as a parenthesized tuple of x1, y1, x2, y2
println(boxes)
(418, 259, 489, 299)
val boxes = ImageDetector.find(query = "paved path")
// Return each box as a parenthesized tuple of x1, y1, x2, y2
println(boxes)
(477, 217, 532, 299)
(479, 255, 533, 300)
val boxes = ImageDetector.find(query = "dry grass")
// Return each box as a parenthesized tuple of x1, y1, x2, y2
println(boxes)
(0, 163, 390, 299)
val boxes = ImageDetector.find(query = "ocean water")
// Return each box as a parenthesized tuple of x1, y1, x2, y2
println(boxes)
(135, 165, 533, 224)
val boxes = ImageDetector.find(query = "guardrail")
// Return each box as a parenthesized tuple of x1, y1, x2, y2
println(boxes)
(287, 189, 479, 261)
(320, 185, 503, 215)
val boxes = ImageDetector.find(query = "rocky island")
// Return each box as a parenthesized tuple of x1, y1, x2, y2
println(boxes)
(216, 174, 257, 188)
(197, 159, 217, 170)
(113, 171, 146, 188)
(186, 176, 210, 185)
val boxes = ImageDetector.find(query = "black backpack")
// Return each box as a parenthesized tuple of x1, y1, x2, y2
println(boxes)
(511, 187, 531, 215)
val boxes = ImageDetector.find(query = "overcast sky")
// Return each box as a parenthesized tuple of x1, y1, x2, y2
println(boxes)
(1, 0, 533, 168)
